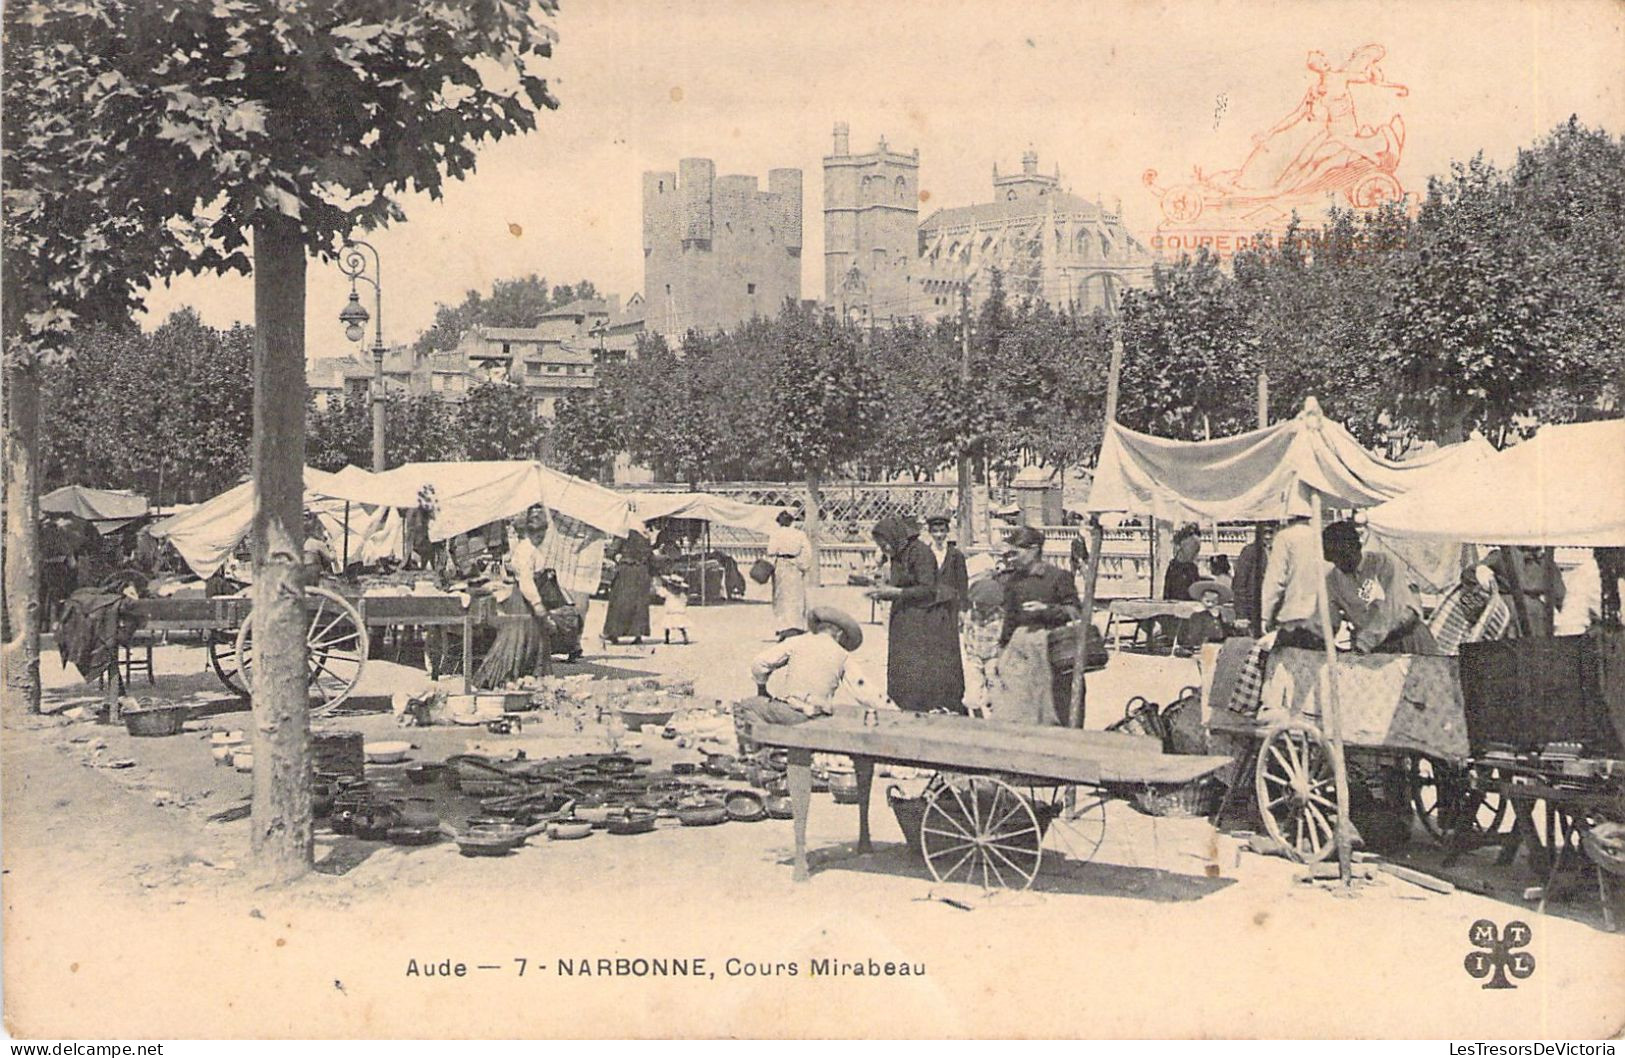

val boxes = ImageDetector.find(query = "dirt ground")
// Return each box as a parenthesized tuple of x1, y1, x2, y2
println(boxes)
(5, 583, 1623, 1039)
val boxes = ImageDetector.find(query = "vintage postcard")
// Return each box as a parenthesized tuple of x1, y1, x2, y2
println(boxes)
(3, 0, 1623, 1041)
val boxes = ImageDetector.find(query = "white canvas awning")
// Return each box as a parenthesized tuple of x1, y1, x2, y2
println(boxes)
(627, 491, 789, 535)
(41, 486, 149, 534)
(1086, 399, 1495, 521)
(1365, 419, 1625, 547)
(148, 462, 636, 578)
(344, 462, 636, 541)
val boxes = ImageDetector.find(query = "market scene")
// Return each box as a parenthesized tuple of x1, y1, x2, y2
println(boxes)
(4, 0, 1624, 1042)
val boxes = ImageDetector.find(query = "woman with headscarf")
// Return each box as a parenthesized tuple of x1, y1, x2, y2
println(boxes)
(765, 509, 813, 639)
(866, 516, 965, 713)
(602, 529, 654, 645)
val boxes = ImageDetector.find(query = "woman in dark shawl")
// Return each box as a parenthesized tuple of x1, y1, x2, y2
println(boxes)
(602, 530, 654, 644)
(867, 516, 965, 713)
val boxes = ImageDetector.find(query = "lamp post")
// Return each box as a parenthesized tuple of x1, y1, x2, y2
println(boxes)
(338, 240, 386, 472)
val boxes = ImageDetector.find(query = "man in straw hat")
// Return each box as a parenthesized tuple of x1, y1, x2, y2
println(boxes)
(732, 605, 893, 756)
(1175, 577, 1237, 655)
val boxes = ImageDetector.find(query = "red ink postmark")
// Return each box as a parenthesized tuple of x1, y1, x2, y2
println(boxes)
(1147, 44, 1411, 257)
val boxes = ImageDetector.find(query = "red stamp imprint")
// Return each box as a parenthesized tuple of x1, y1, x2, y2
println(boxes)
(1146, 44, 1410, 257)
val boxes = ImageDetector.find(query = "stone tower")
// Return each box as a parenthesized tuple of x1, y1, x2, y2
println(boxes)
(642, 159, 803, 337)
(822, 123, 919, 323)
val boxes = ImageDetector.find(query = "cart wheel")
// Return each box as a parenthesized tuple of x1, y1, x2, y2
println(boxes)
(1408, 756, 1509, 845)
(920, 775, 1043, 890)
(236, 586, 369, 716)
(207, 630, 249, 698)
(1255, 721, 1339, 863)
(1033, 784, 1108, 864)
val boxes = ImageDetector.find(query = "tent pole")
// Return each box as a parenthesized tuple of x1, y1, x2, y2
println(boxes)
(342, 502, 350, 571)
(1311, 491, 1355, 885)
(1068, 333, 1123, 729)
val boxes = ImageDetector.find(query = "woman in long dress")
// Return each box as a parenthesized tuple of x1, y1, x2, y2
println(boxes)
(474, 511, 552, 687)
(602, 529, 654, 644)
(765, 510, 812, 639)
(868, 516, 965, 713)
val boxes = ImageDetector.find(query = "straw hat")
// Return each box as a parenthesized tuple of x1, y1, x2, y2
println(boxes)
(807, 606, 864, 652)
(1188, 579, 1233, 604)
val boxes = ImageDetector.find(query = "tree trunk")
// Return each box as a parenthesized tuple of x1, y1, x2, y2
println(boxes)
(3, 361, 42, 712)
(803, 470, 823, 588)
(249, 214, 313, 884)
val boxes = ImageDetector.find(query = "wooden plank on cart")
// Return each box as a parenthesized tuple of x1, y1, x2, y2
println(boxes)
(752, 713, 1232, 786)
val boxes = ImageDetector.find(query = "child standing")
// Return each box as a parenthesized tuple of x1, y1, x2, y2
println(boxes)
(961, 577, 1005, 718)
(657, 575, 692, 644)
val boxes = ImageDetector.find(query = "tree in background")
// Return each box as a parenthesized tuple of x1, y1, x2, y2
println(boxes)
(1233, 209, 1407, 448)
(414, 275, 601, 356)
(40, 310, 256, 502)
(4, 0, 561, 880)
(1117, 249, 1261, 441)
(459, 381, 549, 461)
(765, 303, 886, 569)
(1382, 119, 1625, 442)
(306, 393, 459, 472)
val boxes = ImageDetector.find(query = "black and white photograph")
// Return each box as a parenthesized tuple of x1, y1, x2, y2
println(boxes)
(2, 0, 1623, 1041)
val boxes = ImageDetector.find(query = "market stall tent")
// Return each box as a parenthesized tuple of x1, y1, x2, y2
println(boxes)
(626, 491, 789, 535)
(1364, 419, 1625, 547)
(1086, 398, 1495, 521)
(40, 486, 149, 534)
(352, 461, 636, 541)
(146, 467, 371, 578)
(147, 461, 637, 578)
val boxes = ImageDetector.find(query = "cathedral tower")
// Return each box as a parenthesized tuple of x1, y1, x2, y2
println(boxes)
(822, 124, 919, 323)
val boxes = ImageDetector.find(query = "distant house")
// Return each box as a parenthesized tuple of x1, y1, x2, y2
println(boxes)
(452, 294, 643, 419)
(307, 293, 645, 420)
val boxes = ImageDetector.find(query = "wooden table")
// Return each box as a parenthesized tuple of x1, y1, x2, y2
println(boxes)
(751, 711, 1233, 881)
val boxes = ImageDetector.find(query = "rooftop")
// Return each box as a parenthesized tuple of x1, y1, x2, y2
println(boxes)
(918, 190, 1118, 232)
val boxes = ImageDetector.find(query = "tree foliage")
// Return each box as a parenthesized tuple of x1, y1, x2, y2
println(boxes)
(414, 275, 601, 355)
(305, 392, 461, 472)
(3, 0, 562, 363)
(40, 309, 254, 501)
(459, 381, 549, 461)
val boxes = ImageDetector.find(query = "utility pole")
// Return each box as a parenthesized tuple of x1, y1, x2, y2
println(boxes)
(956, 284, 974, 549)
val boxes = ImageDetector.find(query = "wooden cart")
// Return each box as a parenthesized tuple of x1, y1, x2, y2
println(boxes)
(128, 586, 495, 714)
(752, 711, 1232, 889)
(1207, 646, 1498, 862)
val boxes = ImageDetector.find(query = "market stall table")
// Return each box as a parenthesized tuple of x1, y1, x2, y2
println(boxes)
(1104, 598, 1209, 652)
(751, 711, 1232, 883)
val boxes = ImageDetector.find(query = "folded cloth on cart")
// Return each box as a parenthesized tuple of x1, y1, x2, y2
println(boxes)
(1220, 637, 1269, 717)
(1246, 647, 1470, 761)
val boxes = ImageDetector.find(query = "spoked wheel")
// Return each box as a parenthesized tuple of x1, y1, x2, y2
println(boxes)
(236, 586, 369, 716)
(207, 630, 249, 698)
(1031, 784, 1108, 864)
(1255, 721, 1341, 863)
(920, 775, 1045, 890)
(1408, 756, 1509, 845)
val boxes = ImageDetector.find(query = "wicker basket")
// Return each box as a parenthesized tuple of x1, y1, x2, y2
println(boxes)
(1130, 778, 1224, 819)
(123, 704, 189, 737)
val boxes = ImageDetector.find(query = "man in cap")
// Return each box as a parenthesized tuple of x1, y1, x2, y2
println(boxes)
(989, 526, 1082, 724)
(732, 605, 893, 756)
(923, 515, 969, 605)
(1322, 519, 1435, 654)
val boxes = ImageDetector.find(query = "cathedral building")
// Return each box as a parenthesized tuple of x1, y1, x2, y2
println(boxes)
(823, 126, 1155, 323)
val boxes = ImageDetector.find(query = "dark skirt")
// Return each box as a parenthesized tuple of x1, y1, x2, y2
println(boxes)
(474, 592, 550, 688)
(602, 561, 653, 639)
(887, 601, 965, 712)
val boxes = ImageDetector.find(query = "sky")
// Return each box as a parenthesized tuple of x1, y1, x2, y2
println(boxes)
(137, 0, 1625, 359)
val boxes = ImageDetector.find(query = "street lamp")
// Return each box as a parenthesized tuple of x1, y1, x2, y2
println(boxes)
(338, 240, 386, 472)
